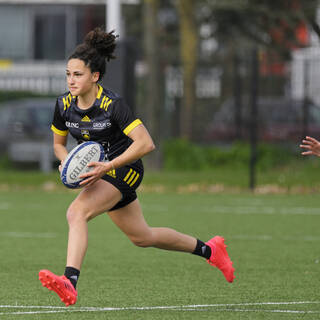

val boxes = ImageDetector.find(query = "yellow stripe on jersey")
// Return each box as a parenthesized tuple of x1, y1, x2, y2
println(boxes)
(62, 93, 72, 110)
(104, 97, 113, 111)
(99, 96, 106, 109)
(97, 84, 103, 99)
(123, 119, 142, 136)
(51, 125, 68, 136)
(99, 95, 113, 111)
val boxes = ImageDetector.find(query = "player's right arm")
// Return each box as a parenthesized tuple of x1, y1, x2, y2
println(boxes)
(53, 133, 68, 162)
(51, 98, 69, 163)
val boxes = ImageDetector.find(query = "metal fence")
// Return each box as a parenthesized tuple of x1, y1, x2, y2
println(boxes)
(1, 46, 320, 147)
(162, 47, 320, 144)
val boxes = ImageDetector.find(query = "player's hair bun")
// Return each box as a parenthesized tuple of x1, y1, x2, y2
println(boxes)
(68, 27, 118, 81)
(84, 27, 118, 62)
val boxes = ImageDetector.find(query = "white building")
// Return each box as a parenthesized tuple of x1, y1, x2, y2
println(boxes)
(290, 8, 320, 105)
(0, 0, 138, 97)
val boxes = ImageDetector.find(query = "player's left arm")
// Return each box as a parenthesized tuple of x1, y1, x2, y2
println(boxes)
(112, 123, 155, 167)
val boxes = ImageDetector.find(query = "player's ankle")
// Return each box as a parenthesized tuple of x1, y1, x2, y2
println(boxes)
(64, 266, 80, 289)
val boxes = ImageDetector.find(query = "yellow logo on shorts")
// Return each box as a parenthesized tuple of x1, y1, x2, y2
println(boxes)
(106, 169, 116, 178)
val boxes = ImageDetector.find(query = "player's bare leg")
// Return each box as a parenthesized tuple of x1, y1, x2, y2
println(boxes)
(109, 199, 235, 282)
(39, 180, 122, 306)
(66, 180, 121, 269)
(108, 199, 197, 251)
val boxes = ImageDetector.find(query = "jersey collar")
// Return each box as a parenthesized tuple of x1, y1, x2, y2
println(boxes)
(72, 84, 104, 113)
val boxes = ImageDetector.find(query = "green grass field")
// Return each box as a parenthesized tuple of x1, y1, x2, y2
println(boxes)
(2, 158, 320, 191)
(0, 184, 320, 319)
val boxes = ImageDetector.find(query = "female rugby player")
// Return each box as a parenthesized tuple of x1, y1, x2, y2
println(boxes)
(38, 27, 235, 307)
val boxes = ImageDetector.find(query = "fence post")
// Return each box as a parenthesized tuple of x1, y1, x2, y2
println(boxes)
(249, 47, 259, 190)
(234, 53, 243, 139)
(302, 59, 310, 139)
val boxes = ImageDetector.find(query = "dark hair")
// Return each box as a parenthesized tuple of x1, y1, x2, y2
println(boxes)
(68, 27, 118, 81)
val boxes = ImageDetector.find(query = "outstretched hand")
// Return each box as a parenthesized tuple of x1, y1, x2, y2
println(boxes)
(300, 136, 320, 157)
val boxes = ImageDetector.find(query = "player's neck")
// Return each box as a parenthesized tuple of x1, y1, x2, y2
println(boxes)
(77, 84, 99, 110)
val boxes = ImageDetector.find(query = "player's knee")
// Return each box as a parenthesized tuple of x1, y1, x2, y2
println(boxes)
(66, 203, 91, 225)
(129, 234, 153, 248)
(66, 207, 80, 225)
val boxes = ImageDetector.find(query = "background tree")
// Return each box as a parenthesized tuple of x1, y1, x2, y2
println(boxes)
(175, 0, 198, 140)
(128, 0, 320, 146)
(202, 0, 318, 55)
(143, 0, 162, 168)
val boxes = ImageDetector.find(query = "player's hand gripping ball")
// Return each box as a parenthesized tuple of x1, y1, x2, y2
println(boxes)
(60, 141, 105, 188)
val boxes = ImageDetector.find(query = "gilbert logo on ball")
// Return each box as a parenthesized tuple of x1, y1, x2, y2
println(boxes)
(60, 141, 105, 188)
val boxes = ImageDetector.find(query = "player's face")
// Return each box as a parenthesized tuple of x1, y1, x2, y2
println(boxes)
(66, 59, 99, 97)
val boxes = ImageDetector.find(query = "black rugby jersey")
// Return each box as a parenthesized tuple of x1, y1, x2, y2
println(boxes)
(51, 84, 142, 160)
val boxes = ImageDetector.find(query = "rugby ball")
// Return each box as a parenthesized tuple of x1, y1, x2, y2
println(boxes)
(60, 141, 105, 189)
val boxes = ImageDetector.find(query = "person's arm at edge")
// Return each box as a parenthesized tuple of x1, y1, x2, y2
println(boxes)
(300, 136, 320, 157)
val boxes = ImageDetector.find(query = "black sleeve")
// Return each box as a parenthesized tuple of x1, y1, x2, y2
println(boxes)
(51, 99, 68, 136)
(111, 98, 142, 135)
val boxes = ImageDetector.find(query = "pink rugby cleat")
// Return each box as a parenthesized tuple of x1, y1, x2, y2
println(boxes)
(39, 269, 77, 307)
(205, 236, 235, 283)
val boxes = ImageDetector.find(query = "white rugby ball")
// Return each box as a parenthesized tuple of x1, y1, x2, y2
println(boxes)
(60, 141, 105, 189)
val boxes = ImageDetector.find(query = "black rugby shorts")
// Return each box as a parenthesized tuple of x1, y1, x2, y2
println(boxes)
(101, 159, 144, 211)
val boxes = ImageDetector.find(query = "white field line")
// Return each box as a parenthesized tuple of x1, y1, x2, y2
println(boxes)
(1, 232, 320, 242)
(229, 234, 320, 241)
(0, 232, 56, 238)
(0, 310, 68, 315)
(216, 308, 320, 314)
(0, 203, 9, 210)
(1, 231, 319, 242)
(207, 206, 320, 215)
(6, 232, 320, 241)
(146, 204, 320, 215)
(0, 301, 319, 316)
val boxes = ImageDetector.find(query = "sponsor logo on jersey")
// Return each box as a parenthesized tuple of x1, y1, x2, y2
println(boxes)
(93, 121, 111, 129)
(65, 121, 79, 128)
